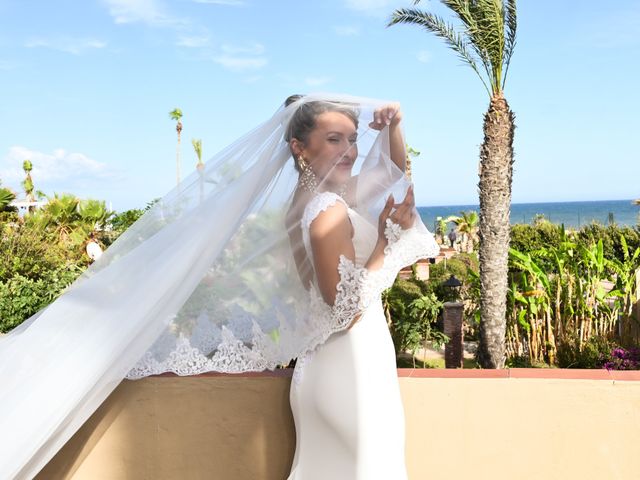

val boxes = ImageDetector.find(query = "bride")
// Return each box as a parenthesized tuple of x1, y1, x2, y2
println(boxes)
(0, 93, 438, 479)
(284, 96, 425, 479)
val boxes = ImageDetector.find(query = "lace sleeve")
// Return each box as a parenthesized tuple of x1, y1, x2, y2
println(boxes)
(329, 218, 440, 329)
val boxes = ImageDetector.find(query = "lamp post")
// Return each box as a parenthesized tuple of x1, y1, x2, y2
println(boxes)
(442, 275, 464, 368)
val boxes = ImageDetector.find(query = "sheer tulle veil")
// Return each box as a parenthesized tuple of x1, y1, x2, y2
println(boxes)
(0, 93, 438, 479)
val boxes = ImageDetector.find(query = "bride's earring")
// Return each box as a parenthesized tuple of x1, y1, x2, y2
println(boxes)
(298, 156, 318, 193)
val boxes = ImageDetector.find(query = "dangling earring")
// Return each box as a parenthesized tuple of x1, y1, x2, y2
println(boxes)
(298, 156, 318, 193)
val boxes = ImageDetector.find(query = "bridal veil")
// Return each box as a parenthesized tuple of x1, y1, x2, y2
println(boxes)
(0, 93, 438, 479)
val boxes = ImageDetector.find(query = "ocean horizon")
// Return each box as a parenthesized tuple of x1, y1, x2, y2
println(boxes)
(418, 199, 639, 229)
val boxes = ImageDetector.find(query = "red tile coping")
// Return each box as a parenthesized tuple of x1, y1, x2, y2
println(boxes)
(148, 368, 640, 381)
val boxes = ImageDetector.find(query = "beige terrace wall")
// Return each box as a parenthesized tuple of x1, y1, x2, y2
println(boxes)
(39, 371, 640, 480)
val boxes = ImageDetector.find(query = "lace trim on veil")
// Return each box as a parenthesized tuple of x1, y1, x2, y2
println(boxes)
(127, 192, 439, 379)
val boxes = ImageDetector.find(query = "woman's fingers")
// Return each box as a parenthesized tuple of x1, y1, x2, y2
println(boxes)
(381, 194, 394, 219)
(370, 103, 402, 130)
(392, 185, 415, 209)
(405, 184, 415, 205)
(389, 185, 416, 229)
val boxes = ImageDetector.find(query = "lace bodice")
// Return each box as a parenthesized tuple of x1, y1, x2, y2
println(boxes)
(300, 190, 439, 333)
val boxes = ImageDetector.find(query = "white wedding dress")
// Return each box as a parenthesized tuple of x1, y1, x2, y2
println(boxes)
(287, 192, 413, 480)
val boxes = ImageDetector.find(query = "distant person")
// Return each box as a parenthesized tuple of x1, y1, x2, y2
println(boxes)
(448, 228, 457, 249)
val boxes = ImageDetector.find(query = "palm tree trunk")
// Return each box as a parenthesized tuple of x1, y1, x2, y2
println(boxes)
(477, 94, 515, 369)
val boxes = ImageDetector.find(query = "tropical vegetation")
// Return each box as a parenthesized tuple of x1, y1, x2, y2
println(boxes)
(0, 184, 141, 333)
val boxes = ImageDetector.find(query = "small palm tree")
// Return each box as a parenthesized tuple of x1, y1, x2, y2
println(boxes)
(390, 0, 517, 368)
(450, 210, 479, 253)
(406, 144, 420, 180)
(22, 160, 34, 201)
(169, 108, 183, 186)
(193, 138, 205, 203)
(192, 138, 204, 171)
(21, 160, 37, 213)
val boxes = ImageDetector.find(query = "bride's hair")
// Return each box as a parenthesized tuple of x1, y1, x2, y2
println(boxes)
(284, 95, 360, 172)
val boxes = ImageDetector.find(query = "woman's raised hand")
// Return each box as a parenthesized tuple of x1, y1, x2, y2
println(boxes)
(377, 185, 416, 238)
(369, 103, 402, 131)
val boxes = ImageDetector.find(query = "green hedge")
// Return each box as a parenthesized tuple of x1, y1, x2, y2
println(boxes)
(0, 268, 81, 333)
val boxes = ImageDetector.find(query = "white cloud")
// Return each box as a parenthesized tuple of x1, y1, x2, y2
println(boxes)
(0, 146, 117, 193)
(176, 35, 211, 48)
(193, 0, 245, 5)
(24, 37, 107, 55)
(102, 0, 185, 27)
(213, 55, 267, 71)
(334, 25, 360, 36)
(221, 43, 265, 55)
(305, 76, 332, 87)
(212, 43, 267, 72)
(416, 50, 431, 63)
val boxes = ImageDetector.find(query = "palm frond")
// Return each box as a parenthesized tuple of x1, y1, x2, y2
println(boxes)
(169, 108, 183, 121)
(467, 0, 507, 93)
(447, 0, 498, 91)
(192, 138, 203, 164)
(502, 0, 517, 90)
(389, 8, 491, 95)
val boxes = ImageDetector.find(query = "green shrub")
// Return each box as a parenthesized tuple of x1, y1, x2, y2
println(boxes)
(385, 278, 446, 359)
(0, 268, 81, 333)
(510, 222, 563, 256)
(556, 335, 614, 369)
(0, 224, 84, 282)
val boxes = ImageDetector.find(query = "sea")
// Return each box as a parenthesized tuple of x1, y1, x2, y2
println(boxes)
(418, 199, 639, 230)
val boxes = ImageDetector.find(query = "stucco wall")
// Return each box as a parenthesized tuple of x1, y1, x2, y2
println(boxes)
(38, 370, 640, 480)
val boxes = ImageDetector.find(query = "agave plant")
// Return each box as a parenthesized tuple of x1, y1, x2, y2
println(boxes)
(390, 0, 517, 368)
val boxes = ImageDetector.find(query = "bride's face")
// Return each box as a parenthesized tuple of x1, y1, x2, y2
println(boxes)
(299, 111, 358, 186)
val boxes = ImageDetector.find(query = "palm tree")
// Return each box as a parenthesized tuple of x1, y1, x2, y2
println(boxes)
(22, 160, 34, 201)
(21, 159, 39, 213)
(192, 138, 205, 203)
(451, 210, 479, 253)
(192, 138, 204, 171)
(390, 0, 517, 368)
(406, 144, 420, 180)
(169, 108, 183, 187)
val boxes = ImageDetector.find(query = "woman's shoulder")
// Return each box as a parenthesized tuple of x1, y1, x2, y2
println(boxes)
(301, 192, 348, 231)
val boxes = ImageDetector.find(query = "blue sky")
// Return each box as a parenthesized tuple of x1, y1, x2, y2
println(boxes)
(0, 0, 638, 211)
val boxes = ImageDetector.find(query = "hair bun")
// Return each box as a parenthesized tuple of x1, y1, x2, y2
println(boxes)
(284, 94, 304, 107)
